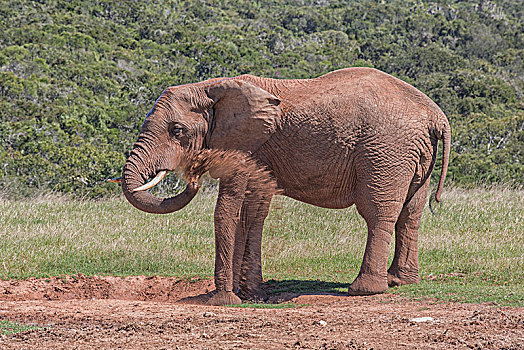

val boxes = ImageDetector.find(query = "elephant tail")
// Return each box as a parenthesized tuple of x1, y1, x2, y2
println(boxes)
(434, 118, 451, 203)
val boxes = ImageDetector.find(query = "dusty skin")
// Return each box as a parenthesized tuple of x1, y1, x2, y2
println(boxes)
(0, 275, 523, 349)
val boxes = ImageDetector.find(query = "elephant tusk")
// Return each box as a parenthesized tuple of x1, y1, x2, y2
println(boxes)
(131, 170, 167, 192)
(107, 177, 122, 183)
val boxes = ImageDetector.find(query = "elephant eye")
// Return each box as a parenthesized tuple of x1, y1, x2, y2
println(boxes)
(169, 124, 183, 138)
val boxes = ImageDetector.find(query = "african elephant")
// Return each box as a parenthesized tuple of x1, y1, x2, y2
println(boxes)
(120, 68, 450, 306)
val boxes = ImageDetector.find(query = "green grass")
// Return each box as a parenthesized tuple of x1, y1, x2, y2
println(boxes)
(226, 303, 307, 309)
(0, 192, 217, 278)
(0, 186, 523, 306)
(0, 320, 41, 335)
(392, 276, 522, 306)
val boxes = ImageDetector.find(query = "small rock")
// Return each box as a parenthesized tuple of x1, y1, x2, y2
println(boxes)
(314, 320, 327, 326)
(410, 317, 434, 323)
(203, 311, 216, 317)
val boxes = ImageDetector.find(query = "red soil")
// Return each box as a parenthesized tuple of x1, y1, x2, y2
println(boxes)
(0, 275, 522, 349)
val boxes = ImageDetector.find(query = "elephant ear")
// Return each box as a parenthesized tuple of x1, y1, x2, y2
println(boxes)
(207, 79, 281, 153)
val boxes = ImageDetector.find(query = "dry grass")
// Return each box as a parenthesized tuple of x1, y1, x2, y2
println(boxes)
(419, 186, 523, 278)
(0, 192, 216, 277)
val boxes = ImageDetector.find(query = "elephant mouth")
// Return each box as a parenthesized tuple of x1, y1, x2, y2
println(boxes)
(130, 170, 167, 192)
(106, 170, 167, 192)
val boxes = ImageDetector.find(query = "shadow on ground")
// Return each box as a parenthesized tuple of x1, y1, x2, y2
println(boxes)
(264, 279, 350, 303)
(177, 279, 351, 304)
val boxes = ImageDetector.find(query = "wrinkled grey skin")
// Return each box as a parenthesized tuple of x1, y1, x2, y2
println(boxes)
(121, 68, 450, 306)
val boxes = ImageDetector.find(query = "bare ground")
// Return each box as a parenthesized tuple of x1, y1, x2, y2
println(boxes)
(0, 275, 523, 349)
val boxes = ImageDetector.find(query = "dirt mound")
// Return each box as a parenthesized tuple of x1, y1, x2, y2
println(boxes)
(1, 276, 523, 349)
(0, 275, 215, 304)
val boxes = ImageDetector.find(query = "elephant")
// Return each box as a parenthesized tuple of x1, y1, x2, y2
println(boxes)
(120, 67, 451, 306)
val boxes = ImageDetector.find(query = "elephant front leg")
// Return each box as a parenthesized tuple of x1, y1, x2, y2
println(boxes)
(232, 208, 248, 294)
(237, 192, 273, 302)
(207, 176, 248, 306)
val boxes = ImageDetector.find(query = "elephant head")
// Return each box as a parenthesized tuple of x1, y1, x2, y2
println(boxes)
(121, 78, 281, 214)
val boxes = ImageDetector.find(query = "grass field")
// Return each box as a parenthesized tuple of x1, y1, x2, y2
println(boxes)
(0, 320, 41, 335)
(1, 186, 522, 306)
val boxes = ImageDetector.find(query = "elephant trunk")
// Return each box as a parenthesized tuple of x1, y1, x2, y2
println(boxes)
(121, 147, 276, 214)
(121, 146, 199, 214)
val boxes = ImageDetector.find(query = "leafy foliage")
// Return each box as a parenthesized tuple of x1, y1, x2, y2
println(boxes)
(1, 0, 522, 197)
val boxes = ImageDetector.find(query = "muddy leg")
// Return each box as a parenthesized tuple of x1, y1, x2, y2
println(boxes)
(237, 192, 273, 302)
(232, 205, 248, 294)
(348, 217, 398, 295)
(349, 171, 407, 296)
(207, 175, 248, 306)
(388, 180, 430, 287)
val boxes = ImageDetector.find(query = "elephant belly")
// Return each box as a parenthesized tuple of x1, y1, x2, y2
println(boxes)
(257, 142, 356, 209)
(279, 172, 356, 209)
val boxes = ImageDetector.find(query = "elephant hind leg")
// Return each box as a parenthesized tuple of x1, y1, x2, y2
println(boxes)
(349, 198, 405, 296)
(348, 217, 397, 295)
(388, 179, 430, 287)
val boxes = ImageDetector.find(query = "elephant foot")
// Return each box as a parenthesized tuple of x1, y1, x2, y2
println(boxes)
(387, 267, 419, 287)
(207, 290, 242, 306)
(238, 285, 268, 302)
(348, 273, 388, 296)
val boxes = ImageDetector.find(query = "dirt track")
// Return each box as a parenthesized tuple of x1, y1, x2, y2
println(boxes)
(1, 275, 523, 349)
